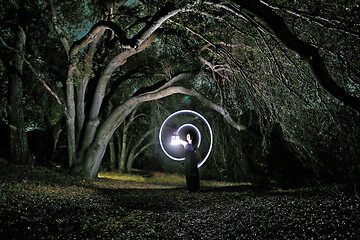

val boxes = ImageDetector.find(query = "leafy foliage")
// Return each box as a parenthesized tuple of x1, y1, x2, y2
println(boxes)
(1, 0, 359, 188)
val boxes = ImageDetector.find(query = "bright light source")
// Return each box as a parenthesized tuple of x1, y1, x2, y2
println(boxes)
(171, 135, 180, 145)
(159, 110, 213, 168)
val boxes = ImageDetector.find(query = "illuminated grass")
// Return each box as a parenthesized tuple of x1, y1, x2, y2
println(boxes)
(98, 170, 185, 186)
(147, 171, 186, 186)
(98, 171, 146, 182)
(98, 170, 247, 187)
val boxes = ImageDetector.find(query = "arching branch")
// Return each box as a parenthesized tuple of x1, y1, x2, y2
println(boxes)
(103, 84, 246, 142)
(226, 0, 360, 113)
(132, 69, 200, 97)
(70, 20, 134, 53)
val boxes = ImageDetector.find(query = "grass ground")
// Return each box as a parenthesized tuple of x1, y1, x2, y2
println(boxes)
(1, 165, 359, 239)
(98, 170, 245, 188)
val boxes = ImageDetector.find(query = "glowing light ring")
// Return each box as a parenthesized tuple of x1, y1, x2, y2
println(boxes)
(159, 110, 213, 168)
(177, 123, 201, 149)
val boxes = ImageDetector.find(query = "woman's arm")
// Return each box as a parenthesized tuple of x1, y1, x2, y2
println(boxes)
(179, 139, 188, 147)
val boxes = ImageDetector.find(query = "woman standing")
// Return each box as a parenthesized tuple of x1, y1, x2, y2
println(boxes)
(180, 133, 200, 192)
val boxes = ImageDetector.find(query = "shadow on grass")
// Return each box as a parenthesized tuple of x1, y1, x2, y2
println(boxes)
(199, 184, 256, 193)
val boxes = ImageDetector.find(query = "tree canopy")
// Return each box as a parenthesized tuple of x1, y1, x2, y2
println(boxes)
(0, 0, 359, 189)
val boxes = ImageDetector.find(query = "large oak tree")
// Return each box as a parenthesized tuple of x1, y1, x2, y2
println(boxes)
(2, 0, 359, 182)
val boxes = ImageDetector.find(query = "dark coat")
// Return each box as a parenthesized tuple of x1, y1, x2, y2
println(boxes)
(184, 144, 200, 192)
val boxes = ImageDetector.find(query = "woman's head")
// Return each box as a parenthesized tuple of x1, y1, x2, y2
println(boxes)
(186, 133, 193, 143)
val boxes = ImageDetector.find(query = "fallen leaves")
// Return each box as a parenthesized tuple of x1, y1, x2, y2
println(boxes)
(0, 165, 359, 239)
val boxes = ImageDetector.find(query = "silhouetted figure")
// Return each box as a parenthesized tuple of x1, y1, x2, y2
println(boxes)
(180, 133, 200, 192)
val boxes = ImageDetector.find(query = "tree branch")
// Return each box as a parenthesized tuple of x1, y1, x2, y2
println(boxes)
(132, 69, 199, 97)
(260, 0, 360, 37)
(0, 36, 69, 118)
(223, 0, 360, 113)
(104, 85, 246, 140)
(132, 1, 202, 48)
(48, 0, 70, 58)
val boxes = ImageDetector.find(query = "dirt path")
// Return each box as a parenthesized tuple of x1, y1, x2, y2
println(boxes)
(0, 166, 359, 239)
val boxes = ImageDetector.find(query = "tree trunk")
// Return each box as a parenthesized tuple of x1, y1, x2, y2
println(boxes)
(118, 121, 127, 173)
(7, 24, 30, 164)
(126, 129, 153, 173)
(108, 135, 116, 171)
(127, 142, 153, 173)
(72, 83, 245, 178)
(106, 102, 116, 171)
(118, 105, 140, 173)
(71, 105, 137, 177)
(116, 131, 121, 170)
